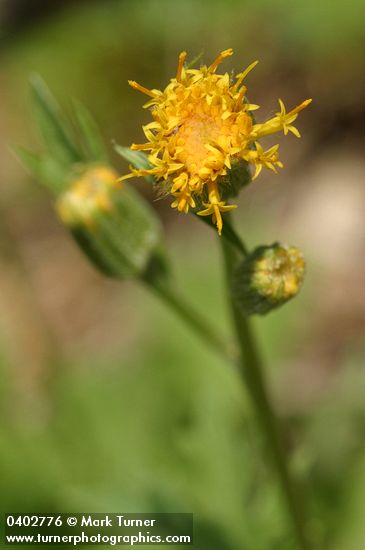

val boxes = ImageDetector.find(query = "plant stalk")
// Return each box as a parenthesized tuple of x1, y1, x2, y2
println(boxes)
(146, 280, 234, 364)
(220, 234, 311, 550)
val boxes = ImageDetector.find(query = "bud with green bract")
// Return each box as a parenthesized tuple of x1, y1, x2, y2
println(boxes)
(17, 76, 166, 283)
(57, 166, 163, 279)
(233, 243, 306, 316)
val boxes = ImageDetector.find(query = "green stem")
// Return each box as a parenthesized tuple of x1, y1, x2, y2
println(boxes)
(145, 280, 234, 364)
(221, 234, 310, 550)
(197, 213, 248, 256)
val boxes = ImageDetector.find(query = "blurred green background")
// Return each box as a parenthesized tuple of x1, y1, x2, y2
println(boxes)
(1, 1, 365, 548)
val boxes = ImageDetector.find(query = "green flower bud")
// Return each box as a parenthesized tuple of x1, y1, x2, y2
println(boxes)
(233, 243, 306, 316)
(56, 165, 164, 280)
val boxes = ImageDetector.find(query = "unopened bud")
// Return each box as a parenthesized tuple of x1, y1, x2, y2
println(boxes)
(56, 165, 163, 279)
(233, 243, 305, 315)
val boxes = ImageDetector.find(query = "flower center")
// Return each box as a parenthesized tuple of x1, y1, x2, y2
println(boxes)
(175, 115, 219, 174)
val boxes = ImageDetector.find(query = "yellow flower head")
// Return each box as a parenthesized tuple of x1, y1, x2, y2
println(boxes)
(120, 49, 311, 234)
(57, 166, 118, 228)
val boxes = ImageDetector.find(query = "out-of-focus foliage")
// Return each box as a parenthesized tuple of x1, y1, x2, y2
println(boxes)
(0, 299, 291, 549)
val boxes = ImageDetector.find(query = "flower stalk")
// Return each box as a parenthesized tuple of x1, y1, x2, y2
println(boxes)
(145, 277, 233, 363)
(221, 229, 311, 550)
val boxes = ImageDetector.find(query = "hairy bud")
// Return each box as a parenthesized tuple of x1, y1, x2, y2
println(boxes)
(233, 243, 305, 315)
(56, 165, 164, 280)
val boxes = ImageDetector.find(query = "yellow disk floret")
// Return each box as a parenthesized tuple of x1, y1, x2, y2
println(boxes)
(121, 49, 311, 234)
(57, 166, 118, 228)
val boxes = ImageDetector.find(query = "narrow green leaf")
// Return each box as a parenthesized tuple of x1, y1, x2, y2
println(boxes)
(30, 75, 81, 166)
(14, 146, 41, 176)
(72, 99, 108, 163)
(15, 146, 66, 196)
(113, 143, 155, 185)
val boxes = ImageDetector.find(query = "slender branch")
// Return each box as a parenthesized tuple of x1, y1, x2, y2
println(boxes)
(145, 280, 235, 364)
(220, 231, 311, 550)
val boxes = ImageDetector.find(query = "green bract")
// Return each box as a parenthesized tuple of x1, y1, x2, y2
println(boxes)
(17, 77, 166, 282)
(57, 166, 163, 279)
(233, 243, 306, 316)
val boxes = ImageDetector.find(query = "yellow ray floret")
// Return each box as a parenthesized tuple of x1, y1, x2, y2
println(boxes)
(120, 49, 311, 234)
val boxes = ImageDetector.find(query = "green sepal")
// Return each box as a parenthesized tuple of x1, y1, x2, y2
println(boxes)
(113, 144, 155, 185)
(219, 159, 252, 201)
